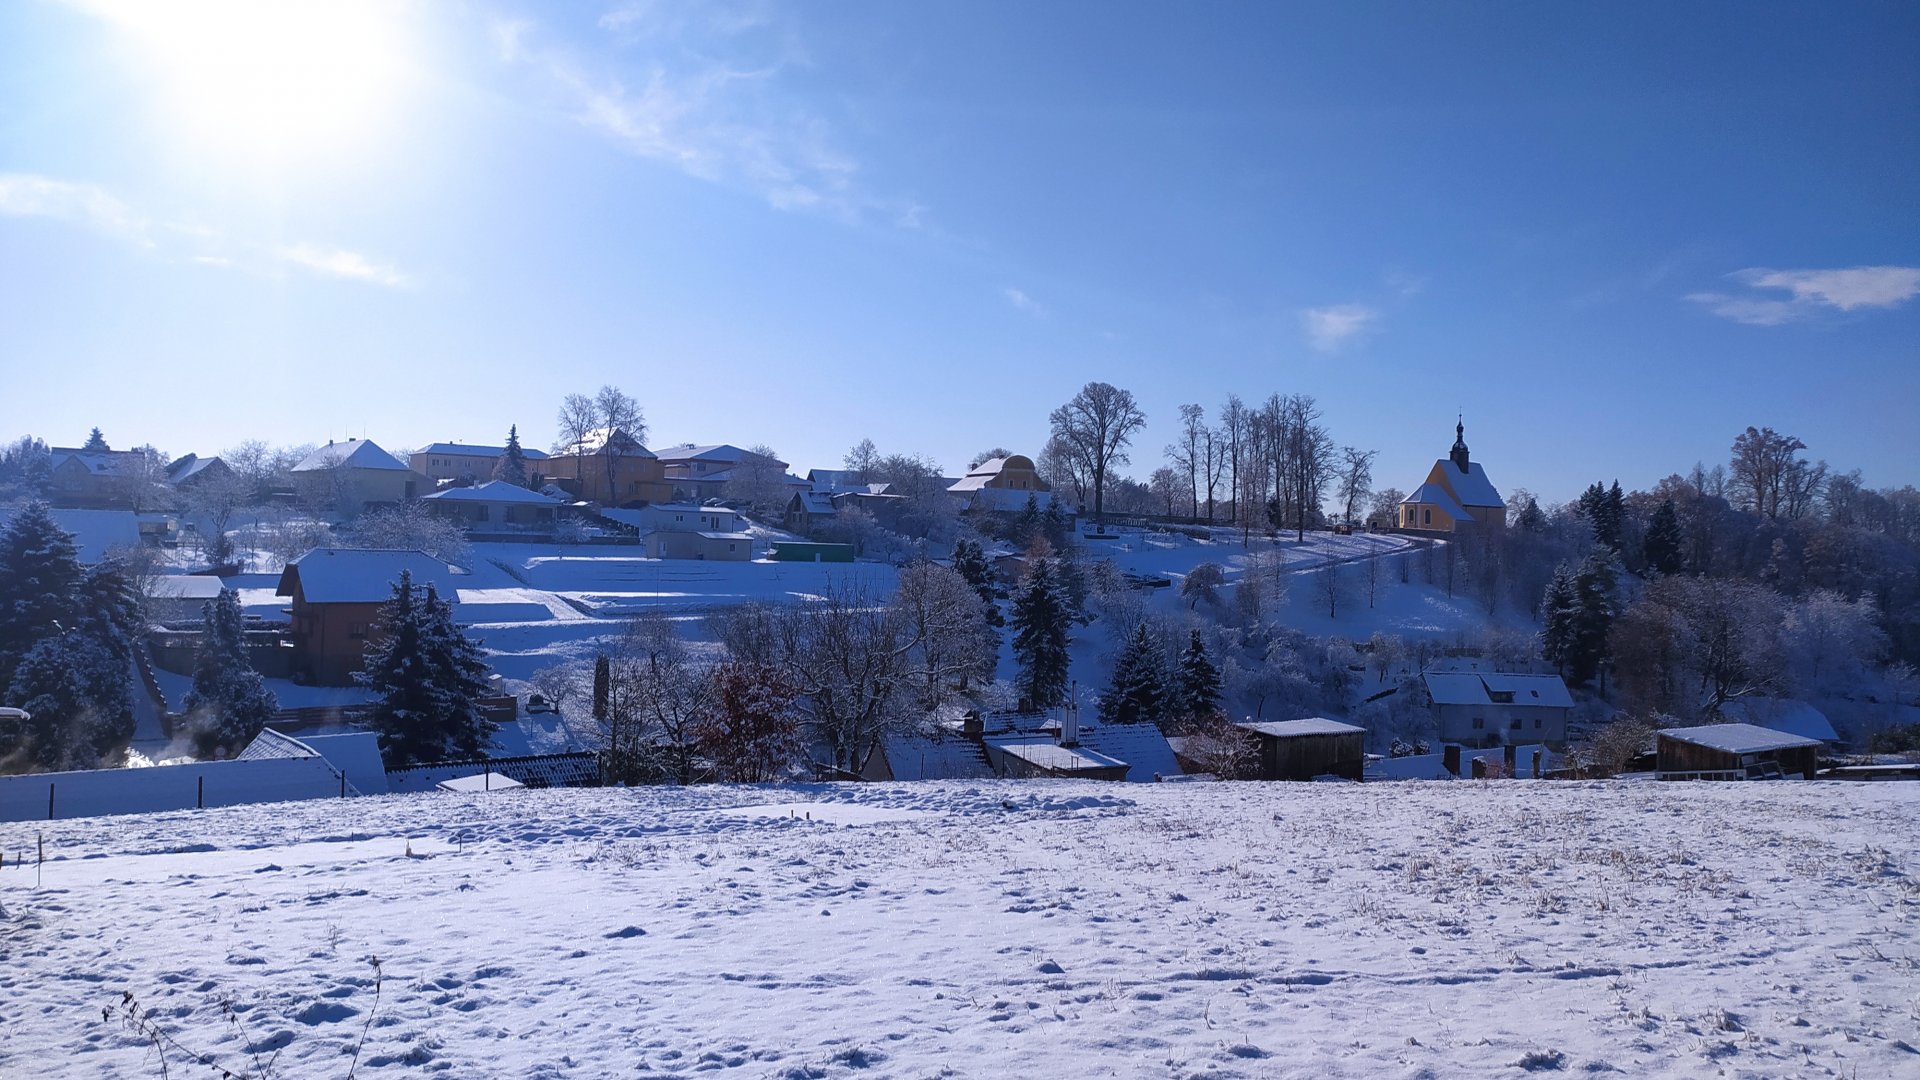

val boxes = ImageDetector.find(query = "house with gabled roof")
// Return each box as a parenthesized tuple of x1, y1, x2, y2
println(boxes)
(1398, 419, 1506, 532)
(410, 442, 551, 485)
(947, 454, 1062, 513)
(534, 428, 673, 506)
(420, 480, 565, 531)
(276, 547, 459, 685)
(291, 438, 422, 512)
(1421, 670, 1573, 747)
(165, 453, 233, 490)
(654, 443, 806, 504)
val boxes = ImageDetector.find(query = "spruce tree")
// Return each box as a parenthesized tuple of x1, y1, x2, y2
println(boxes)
(83, 427, 109, 452)
(592, 653, 611, 721)
(1015, 494, 1041, 543)
(182, 588, 278, 756)
(1041, 498, 1071, 547)
(493, 425, 531, 487)
(358, 572, 495, 767)
(1576, 482, 1622, 551)
(5, 633, 128, 769)
(1011, 556, 1070, 709)
(1101, 622, 1167, 726)
(0, 501, 83, 697)
(950, 540, 1002, 626)
(1175, 629, 1222, 725)
(1543, 548, 1617, 685)
(1644, 499, 1683, 575)
(1540, 563, 1578, 676)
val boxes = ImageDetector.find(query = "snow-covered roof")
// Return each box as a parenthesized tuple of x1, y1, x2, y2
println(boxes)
(655, 443, 788, 468)
(1434, 460, 1503, 508)
(553, 428, 655, 458)
(276, 548, 456, 604)
(1400, 482, 1468, 521)
(146, 575, 226, 600)
(166, 455, 224, 483)
(1658, 723, 1823, 755)
(697, 531, 755, 541)
(1715, 699, 1839, 743)
(1423, 672, 1573, 709)
(49, 448, 133, 475)
(420, 481, 563, 505)
(291, 439, 410, 473)
(792, 491, 837, 515)
(989, 738, 1128, 774)
(1073, 722, 1181, 782)
(417, 442, 549, 460)
(1238, 718, 1366, 739)
(881, 733, 994, 781)
(0, 506, 142, 564)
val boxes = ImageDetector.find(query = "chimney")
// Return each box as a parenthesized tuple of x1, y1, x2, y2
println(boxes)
(961, 710, 982, 738)
(1443, 744, 1460, 777)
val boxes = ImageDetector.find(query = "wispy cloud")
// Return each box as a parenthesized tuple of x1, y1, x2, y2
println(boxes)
(0, 173, 148, 242)
(1299, 303, 1381, 352)
(1003, 287, 1045, 317)
(497, 9, 909, 224)
(0, 171, 409, 288)
(277, 244, 409, 288)
(1688, 265, 1920, 325)
(1384, 269, 1427, 297)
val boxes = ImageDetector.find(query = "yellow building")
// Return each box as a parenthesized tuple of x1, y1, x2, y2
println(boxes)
(1398, 420, 1507, 532)
(534, 428, 674, 507)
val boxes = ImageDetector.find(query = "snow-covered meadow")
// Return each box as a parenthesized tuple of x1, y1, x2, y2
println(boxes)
(5, 780, 1916, 1078)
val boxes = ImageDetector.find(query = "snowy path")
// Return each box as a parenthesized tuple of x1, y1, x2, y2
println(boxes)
(3, 781, 1916, 1078)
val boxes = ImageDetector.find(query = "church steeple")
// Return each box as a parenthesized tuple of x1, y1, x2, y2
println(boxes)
(1449, 415, 1470, 471)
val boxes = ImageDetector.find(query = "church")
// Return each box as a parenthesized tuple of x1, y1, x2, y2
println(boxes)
(1397, 419, 1507, 533)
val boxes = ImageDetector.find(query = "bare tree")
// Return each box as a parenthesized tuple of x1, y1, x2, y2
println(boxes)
(1037, 434, 1089, 510)
(554, 385, 647, 506)
(1219, 394, 1248, 526)
(1317, 556, 1345, 619)
(723, 444, 792, 519)
(1201, 423, 1226, 524)
(968, 447, 1014, 470)
(1167, 403, 1206, 519)
(894, 562, 997, 709)
(1049, 381, 1147, 527)
(1148, 466, 1182, 519)
(1336, 447, 1376, 526)
(843, 438, 878, 483)
(182, 468, 256, 568)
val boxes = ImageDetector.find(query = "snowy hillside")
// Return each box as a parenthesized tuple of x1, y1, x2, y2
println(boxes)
(4, 780, 1916, 1078)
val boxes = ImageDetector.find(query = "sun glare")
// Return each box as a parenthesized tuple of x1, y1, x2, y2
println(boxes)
(84, 0, 412, 174)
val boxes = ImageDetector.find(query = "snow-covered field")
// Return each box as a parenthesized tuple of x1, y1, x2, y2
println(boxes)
(5, 780, 1915, 1078)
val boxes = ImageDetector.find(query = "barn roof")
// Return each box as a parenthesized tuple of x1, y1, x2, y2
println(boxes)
(1658, 723, 1823, 755)
(988, 737, 1128, 774)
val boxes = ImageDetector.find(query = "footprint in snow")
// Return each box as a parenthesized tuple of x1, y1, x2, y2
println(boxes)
(604, 925, 646, 939)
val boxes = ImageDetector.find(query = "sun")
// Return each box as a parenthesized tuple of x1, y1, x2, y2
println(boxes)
(81, 0, 414, 174)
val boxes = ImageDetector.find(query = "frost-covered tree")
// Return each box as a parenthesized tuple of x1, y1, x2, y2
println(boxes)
(1174, 629, 1222, 725)
(357, 572, 495, 767)
(344, 500, 472, 568)
(4, 632, 131, 770)
(0, 501, 83, 697)
(181, 588, 278, 756)
(1181, 561, 1226, 609)
(600, 614, 710, 784)
(492, 425, 530, 487)
(1011, 556, 1071, 709)
(1643, 498, 1684, 575)
(1101, 622, 1169, 726)
(895, 562, 998, 709)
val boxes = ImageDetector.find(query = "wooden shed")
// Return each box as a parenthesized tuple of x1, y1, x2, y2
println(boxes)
(1656, 723, 1820, 781)
(1236, 718, 1366, 781)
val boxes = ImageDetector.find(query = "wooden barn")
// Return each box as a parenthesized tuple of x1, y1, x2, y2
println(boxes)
(1656, 723, 1821, 781)
(1236, 718, 1366, 781)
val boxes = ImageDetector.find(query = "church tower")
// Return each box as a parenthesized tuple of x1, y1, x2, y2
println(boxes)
(1449, 416, 1470, 472)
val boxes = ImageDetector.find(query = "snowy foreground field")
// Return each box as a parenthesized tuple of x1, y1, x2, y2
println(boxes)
(4, 782, 1917, 1079)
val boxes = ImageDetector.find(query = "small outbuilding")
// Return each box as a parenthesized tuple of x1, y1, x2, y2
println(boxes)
(1236, 718, 1366, 781)
(1656, 723, 1821, 781)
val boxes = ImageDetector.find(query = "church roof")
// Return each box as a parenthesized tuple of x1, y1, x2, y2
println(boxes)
(1401, 482, 1467, 521)
(1434, 460, 1503, 508)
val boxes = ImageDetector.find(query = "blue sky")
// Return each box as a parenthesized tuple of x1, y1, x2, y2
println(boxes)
(2, 1, 1915, 504)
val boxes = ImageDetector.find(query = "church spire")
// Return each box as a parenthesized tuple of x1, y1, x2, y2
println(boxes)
(1450, 415, 1470, 471)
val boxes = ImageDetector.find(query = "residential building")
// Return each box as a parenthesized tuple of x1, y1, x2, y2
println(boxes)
(643, 530, 753, 561)
(410, 442, 550, 485)
(784, 490, 838, 532)
(165, 454, 234, 490)
(599, 503, 741, 535)
(420, 481, 565, 531)
(291, 439, 421, 512)
(276, 547, 458, 686)
(0, 506, 141, 564)
(947, 454, 1060, 513)
(535, 428, 672, 506)
(46, 446, 150, 508)
(654, 444, 792, 503)
(1421, 671, 1574, 747)
(1397, 419, 1507, 532)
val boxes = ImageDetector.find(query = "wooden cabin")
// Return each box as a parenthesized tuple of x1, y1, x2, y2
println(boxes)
(1236, 718, 1366, 781)
(1656, 723, 1820, 781)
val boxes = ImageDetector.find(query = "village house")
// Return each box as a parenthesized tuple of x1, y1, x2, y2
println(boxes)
(1421, 670, 1574, 747)
(291, 439, 421, 512)
(1236, 718, 1367, 781)
(420, 481, 565, 532)
(409, 442, 550, 485)
(276, 547, 458, 686)
(46, 446, 153, 508)
(600, 503, 741, 535)
(1656, 723, 1821, 780)
(784, 490, 838, 533)
(0, 505, 142, 564)
(535, 428, 673, 506)
(653, 444, 800, 504)
(1397, 420, 1507, 532)
(164, 453, 234, 490)
(946, 454, 1060, 513)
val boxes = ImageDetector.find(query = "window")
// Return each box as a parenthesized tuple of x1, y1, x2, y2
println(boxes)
(1423, 508, 1432, 526)
(1510, 718, 1522, 730)
(1534, 718, 1543, 729)
(1472, 718, 1485, 730)
(349, 622, 369, 639)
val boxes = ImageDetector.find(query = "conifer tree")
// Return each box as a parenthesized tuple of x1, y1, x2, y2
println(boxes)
(0, 501, 83, 697)
(493, 425, 531, 487)
(592, 653, 611, 721)
(1643, 499, 1684, 576)
(1542, 549, 1617, 685)
(82, 427, 109, 452)
(357, 571, 496, 766)
(1540, 563, 1578, 675)
(5, 633, 129, 769)
(1102, 623, 1169, 726)
(1011, 556, 1070, 709)
(182, 588, 278, 756)
(1576, 481, 1623, 551)
(1015, 493, 1041, 544)
(1175, 629, 1222, 725)
(950, 539, 1002, 626)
